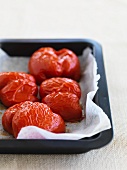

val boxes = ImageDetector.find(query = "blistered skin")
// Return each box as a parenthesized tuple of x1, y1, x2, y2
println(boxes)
(2, 103, 22, 135)
(42, 92, 82, 122)
(29, 47, 81, 84)
(0, 79, 38, 107)
(39, 77, 81, 99)
(10, 101, 65, 138)
(28, 48, 62, 84)
(57, 49, 81, 81)
(0, 72, 36, 90)
(0, 72, 38, 107)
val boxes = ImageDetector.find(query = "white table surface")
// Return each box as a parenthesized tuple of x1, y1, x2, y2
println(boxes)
(0, 0, 127, 169)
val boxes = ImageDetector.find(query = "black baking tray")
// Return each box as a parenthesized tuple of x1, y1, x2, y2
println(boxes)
(0, 39, 113, 154)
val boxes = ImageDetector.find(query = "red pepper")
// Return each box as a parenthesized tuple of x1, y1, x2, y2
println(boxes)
(28, 47, 81, 84)
(0, 72, 38, 107)
(40, 77, 81, 99)
(42, 92, 82, 122)
(2, 101, 65, 138)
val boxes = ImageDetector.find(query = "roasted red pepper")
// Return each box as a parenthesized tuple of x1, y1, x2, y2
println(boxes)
(0, 72, 38, 107)
(2, 102, 22, 135)
(2, 101, 65, 138)
(28, 47, 81, 84)
(0, 72, 35, 89)
(39, 77, 81, 99)
(42, 92, 82, 122)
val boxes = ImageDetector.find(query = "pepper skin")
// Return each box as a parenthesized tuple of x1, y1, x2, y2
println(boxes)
(2, 102, 23, 135)
(2, 101, 65, 138)
(42, 92, 82, 122)
(0, 79, 38, 107)
(0, 72, 38, 107)
(0, 72, 36, 90)
(28, 47, 81, 84)
(39, 77, 81, 99)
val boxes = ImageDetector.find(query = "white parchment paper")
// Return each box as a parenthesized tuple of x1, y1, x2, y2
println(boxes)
(0, 48, 111, 140)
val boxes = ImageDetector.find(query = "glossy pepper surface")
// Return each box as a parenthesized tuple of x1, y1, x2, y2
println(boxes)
(42, 92, 82, 122)
(2, 101, 65, 138)
(0, 72, 38, 107)
(28, 47, 81, 84)
(40, 77, 81, 99)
